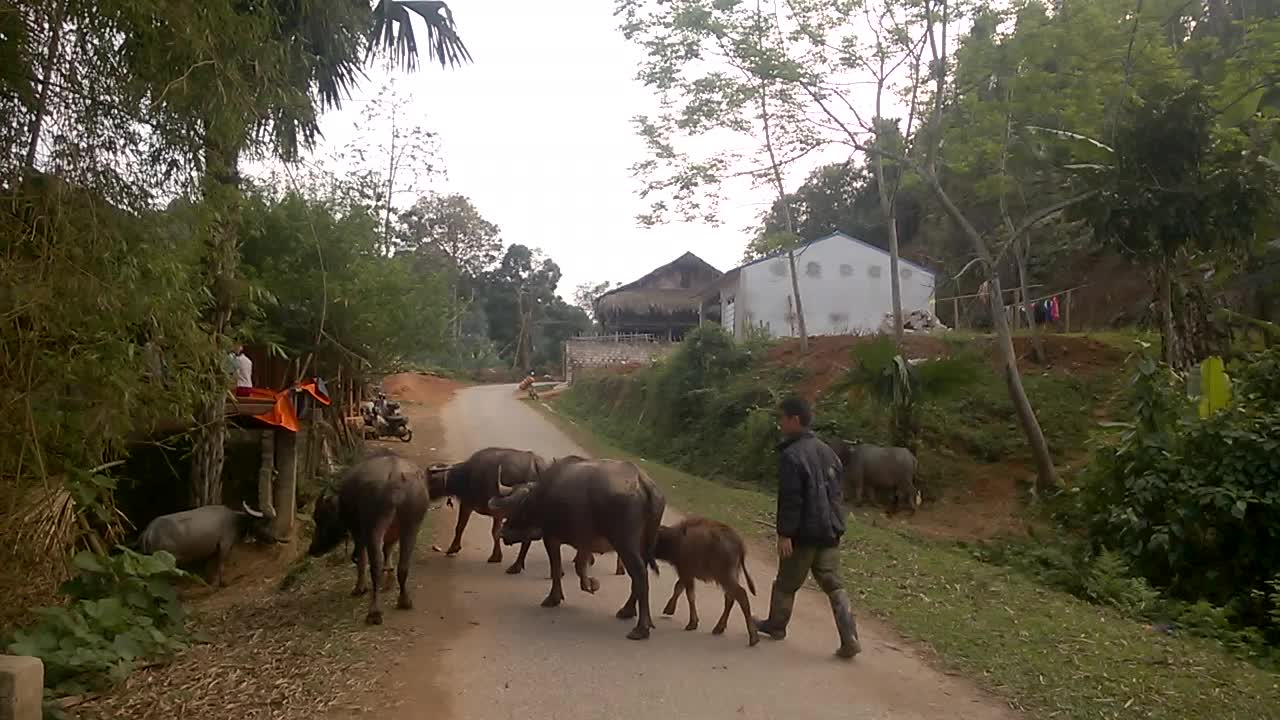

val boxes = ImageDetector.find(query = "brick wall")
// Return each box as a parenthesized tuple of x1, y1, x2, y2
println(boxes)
(564, 337, 677, 383)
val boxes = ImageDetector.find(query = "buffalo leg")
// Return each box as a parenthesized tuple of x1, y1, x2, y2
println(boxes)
(615, 555, 625, 576)
(506, 540, 532, 575)
(617, 548, 654, 639)
(487, 516, 504, 564)
(541, 538, 565, 608)
(364, 513, 394, 625)
(682, 579, 699, 631)
(574, 551, 600, 594)
(662, 578, 683, 616)
(446, 503, 473, 555)
(713, 591, 735, 636)
(351, 542, 369, 596)
(211, 541, 232, 588)
(395, 515, 423, 611)
(381, 539, 397, 591)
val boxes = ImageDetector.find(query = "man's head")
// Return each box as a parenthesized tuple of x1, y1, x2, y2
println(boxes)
(234, 344, 245, 355)
(778, 395, 812, 438)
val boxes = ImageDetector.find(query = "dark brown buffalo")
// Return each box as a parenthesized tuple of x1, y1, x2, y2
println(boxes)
(654, 516, 759, 646)
(426, 447, 568, 574)
(309, 452, 432, 625)
(489, 455, 665, 640)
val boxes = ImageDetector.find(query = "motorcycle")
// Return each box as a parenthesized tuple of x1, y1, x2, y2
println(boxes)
(363, 399, 413, 442)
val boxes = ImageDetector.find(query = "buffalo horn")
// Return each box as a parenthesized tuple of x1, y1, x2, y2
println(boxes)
(242, 501, 265, 518)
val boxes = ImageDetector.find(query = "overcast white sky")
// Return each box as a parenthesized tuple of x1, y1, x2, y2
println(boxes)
(252, 1, 868, 301)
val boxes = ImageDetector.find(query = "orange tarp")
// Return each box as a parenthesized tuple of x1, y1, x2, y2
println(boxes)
(238, 381, 331, 433)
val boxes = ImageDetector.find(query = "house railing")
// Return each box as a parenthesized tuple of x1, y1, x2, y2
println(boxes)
(567, 332, 666, 344)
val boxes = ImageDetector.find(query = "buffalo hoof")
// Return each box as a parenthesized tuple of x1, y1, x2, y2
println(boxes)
(662, 601, 677, 616)
(487, 552, 503, 564)
(747, 632, 761, 647)
(445, 547, 462, 557)
(351, 586, 368, 597)
(711, 623, 726, 635)
(541, 594, 563, 608)
(366, 610, 383, 626)
(505, 562, 524, 575)
(581, 577, 601, 594)
(616, 605, 637, 620)
(684, 620, 698, 632)
(626, 625, 651, 641)
(615, 562, 626, 576)
(397, 595, 413, 610)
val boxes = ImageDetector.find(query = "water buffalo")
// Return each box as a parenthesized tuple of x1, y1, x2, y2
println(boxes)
(138, 502, 280, 587)
(309, 452, 430, 625)
(490, 455, 665, 640)
(426, 447, 556, 575)
(654, 517, 759, 646)
(827, 439, 922, 514)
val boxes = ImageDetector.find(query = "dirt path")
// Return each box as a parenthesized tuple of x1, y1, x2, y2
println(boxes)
(353, 377, 1017, 720)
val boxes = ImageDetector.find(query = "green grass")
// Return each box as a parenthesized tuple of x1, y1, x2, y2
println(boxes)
(536, 400, 1280, 720)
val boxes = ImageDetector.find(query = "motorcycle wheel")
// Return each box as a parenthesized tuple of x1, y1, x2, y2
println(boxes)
(400, 428, 413, 443)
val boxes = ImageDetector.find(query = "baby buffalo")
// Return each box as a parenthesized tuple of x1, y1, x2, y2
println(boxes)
(654, 517, 759, 646)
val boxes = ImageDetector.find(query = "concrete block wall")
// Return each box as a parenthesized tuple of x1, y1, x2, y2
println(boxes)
(564, 338, 676, 383)
(0, 655, 42, 720)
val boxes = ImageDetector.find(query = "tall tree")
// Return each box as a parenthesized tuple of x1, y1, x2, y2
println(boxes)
(622, 0, 819, 348)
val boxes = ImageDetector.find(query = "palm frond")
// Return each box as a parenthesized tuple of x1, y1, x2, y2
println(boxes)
(369, 0, 472, 71)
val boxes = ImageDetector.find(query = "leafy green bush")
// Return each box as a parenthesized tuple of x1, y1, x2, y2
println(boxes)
(6, 548, 190, 694)
(1078, 346, 1280, 642)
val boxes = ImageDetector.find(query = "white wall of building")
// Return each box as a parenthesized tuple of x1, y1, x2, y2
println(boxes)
(733, 233, 935, 338)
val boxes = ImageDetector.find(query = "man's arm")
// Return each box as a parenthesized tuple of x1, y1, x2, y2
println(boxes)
(776, 453, 805, 539)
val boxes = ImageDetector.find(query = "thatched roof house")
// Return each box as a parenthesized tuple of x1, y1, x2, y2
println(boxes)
(594, 252, 722, 339)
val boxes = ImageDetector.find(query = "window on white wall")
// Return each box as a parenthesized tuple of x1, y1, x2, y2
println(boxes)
(805, 261, 822, 278)
(839, 263, 854, 277)
(868, 264, 882, 278)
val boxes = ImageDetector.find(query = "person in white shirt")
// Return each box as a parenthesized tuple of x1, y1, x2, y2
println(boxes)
(231, 344, 253, 396)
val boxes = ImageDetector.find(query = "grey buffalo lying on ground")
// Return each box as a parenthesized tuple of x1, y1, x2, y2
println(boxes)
(309, 451, 434, 625)
(654, 516, 759, 646)
(826, 439, 923, 514)
(490, 455, 665, 640)
(139, 502, 282, 587)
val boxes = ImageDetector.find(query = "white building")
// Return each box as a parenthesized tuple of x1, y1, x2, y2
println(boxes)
(695, 231, 937, 339)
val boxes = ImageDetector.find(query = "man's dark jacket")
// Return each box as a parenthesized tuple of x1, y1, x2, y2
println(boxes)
(776, 431, 846, 547)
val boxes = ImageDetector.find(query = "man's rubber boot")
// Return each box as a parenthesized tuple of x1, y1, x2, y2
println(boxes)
(753, 583, 796, 640)
(829, 589, 862, 659)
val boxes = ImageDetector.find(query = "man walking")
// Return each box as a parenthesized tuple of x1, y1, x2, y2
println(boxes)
(754, 396, 861, 659)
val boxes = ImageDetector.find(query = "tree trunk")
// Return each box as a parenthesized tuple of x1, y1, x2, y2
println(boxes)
(758, 80, 807, 350)
(784, 248, 808, 345)
(23, 0, 67, 177)
(257, 429, 276, 518)
(1014, 238, 1046, 364)
(875, 151, 905, 342)
(930, 178, 1060, 493)
(1159, 258, 1178, 367)
(189, 134, 243, 507)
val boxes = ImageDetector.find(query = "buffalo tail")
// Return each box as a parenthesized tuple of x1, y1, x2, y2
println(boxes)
(740, 554, 757, 596)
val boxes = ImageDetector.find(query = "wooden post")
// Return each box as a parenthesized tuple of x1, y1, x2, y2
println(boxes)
(1065, 289, 1072, 333)
(257, 429, 276, 518)
(698, 299, 705, 326)
(273, 427, 298, 538)
(953, 296, 961, 330)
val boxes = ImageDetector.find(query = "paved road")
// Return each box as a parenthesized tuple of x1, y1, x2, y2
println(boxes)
(368, 383, 1015, 720)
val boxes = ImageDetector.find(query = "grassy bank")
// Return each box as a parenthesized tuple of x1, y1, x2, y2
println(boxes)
(536, 400, 1280, 720)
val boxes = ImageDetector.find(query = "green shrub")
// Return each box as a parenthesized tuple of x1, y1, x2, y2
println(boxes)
(5, 548, 190, 694)
(1079, 346, 1280, 642)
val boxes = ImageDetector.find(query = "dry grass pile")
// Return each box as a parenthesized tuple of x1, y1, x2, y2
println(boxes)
(73, 551, 400, 720)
